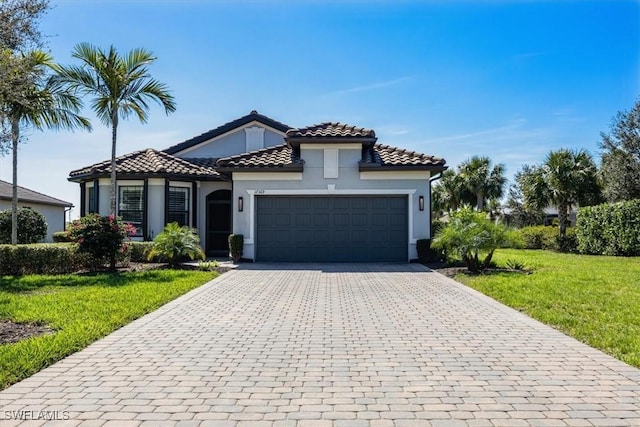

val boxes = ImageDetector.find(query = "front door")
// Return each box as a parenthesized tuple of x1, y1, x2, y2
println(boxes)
(206, 190, 232, 256)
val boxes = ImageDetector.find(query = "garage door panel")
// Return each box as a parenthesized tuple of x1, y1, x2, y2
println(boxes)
(256, 196, 407, 262)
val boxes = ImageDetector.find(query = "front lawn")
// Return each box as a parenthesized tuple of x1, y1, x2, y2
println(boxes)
(0, 270, 218, 389)
(455, 249, 640, 368)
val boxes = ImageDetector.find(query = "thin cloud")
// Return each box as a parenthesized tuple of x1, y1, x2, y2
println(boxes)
(426, 119, 551, 146)
(323, 76, 414, 97)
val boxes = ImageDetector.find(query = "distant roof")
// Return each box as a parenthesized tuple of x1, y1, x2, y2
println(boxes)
(286, 122, 376, 140)
(0, 180, 72, 207)
(216, 145, 304, 172)
(163, 110, 292, 155)
(68, 148, 221, 182)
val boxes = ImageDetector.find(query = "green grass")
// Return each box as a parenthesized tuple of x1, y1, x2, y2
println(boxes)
(0, 270, 218, 389)
(455, 249, 640, 368)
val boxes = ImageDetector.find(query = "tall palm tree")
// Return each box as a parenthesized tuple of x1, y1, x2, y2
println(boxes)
(56, 43, 176, 215)
(432, 170, 468, 215)
(458, 156, 506, 211)
(521, 149, 600, 236)
(1, 50, 91, 244)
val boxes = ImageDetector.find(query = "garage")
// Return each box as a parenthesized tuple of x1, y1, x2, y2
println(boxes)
(256, 196, 408, 262)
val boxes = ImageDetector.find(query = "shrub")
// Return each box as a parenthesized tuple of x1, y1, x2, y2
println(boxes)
(198, 260, 220, 271)
(556, 229, 578, 253)
(68, 214, 136, 271)
(576, 199, 640, 256)
(432, 208, 520, 272)
(228, 234, 243, 263)
(52, 231, 73, 242)
(416, 238, 444, 263)
(0, 207, 47, 244)
(519, 225, 558, 250)
(0, 243, 82, 276)
(128, 241, 155, 262)
(147, 223, 205, 267)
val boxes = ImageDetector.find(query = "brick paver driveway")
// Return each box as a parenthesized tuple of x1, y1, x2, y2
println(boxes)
(2, 264, 639, 426)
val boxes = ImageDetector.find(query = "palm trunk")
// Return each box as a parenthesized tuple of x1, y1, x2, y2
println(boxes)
(558, 200, 568, 236)
(110, 112, 118, 216)
(11, 119, 19, 245)
(109, 111, 118, 271)
(477, 191, 484, 211)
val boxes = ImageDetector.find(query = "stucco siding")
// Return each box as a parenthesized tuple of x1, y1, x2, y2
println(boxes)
(147, 183, 165, 240)
(178, 127, 285, 159)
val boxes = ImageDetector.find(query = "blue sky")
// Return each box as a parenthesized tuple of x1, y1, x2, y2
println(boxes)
(1, 0, 637, 218)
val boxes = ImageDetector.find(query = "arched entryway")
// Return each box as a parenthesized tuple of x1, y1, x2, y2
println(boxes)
(206, 190, 232, 256)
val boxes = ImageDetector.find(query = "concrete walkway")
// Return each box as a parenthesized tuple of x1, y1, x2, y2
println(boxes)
(1, 264, 639, 426)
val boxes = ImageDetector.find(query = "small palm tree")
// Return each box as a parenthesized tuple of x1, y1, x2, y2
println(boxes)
(521, 149, 600, 236)
(147, 222, 205, 267)
(1, 50, 91, 244)
(56, 43, 176, 215)
(459, 156, 506, 211)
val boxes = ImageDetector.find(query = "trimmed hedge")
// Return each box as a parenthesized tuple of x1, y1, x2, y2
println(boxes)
(416, 238, 444, 263)
(576, 199, 640, 256)
(518, 225, 577, 252)
(0, 243, 83, 276)
(518, 226, 558, 250)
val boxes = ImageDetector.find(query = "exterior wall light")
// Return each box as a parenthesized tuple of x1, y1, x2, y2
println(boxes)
(238, 196, 244, 212)
(419, 195, 425, 211)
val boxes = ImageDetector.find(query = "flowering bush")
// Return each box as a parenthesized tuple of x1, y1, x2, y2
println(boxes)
(68, 214, 136, 271)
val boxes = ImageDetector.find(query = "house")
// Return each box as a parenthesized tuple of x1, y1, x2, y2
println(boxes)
(0, 179, 73, 242)
(68, 111, 447, 262)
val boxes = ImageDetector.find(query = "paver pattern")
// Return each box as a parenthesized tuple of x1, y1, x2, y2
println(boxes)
(1, 263, 639, 426)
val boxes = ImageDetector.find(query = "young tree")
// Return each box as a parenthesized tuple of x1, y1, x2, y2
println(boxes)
(2, 50, 90, 244)
(521, 149, 601, 237)
(56, 43, 176, 215)
(599, 98, 640, 202)
(458, 155, 506, 211)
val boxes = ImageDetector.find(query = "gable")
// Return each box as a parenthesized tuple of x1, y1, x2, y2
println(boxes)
(176, 123, 287, 159)
(163, 110, 291, 158)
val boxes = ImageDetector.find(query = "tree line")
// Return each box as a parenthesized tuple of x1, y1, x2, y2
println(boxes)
(433, 97, 640, 238)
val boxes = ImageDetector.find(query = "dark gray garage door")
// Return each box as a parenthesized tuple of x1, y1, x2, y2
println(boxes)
(256, 196, 408, 262)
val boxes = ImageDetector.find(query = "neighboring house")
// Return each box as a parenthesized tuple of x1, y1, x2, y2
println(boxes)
(0, 179, 73, 242)
(68, 111, 447, 262)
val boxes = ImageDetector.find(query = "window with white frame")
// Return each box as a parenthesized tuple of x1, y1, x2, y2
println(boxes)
(118, 186, 143, 236)
(168, 186, 190, 226)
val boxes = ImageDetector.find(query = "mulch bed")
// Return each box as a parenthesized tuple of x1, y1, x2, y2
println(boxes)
(424, 262, 531, 278)
(0, 321, 53, 344)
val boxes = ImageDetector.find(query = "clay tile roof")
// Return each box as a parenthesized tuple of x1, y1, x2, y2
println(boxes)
(361, 144, 447, 169)
(163, 110, 292, 155)
(68, 149, 220, 180)
(216, 144, 303, 170)
(286, 122, 376, 139)
(0, 179, 72, 207)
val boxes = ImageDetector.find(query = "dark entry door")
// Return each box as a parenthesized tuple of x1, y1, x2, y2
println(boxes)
(256, 196, 408, 262)
(206, 190, 232, 256)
